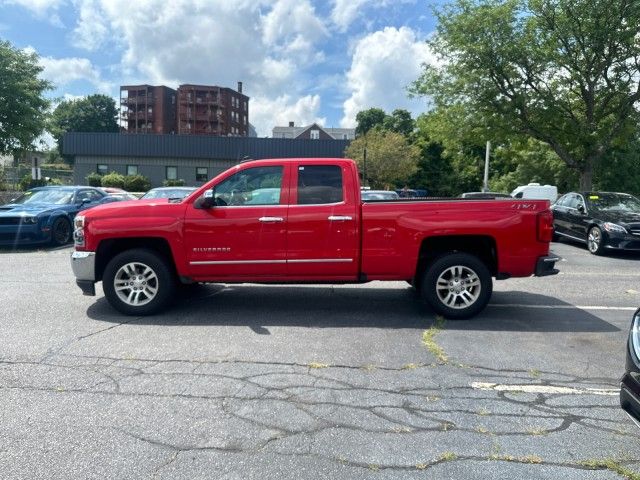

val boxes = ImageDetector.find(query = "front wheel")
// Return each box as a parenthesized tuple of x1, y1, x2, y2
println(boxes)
(102, 249, 176, 315)
(587, 226, 605, 255)
(421, 253, 492, 320)
(50, 217, 71, 246)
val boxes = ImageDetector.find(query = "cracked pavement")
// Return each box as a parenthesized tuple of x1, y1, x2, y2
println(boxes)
(0, 242, 639, 479)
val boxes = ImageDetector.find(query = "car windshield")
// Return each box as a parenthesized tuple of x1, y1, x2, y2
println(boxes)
(141, 188, 194, 200)
(11, 189, 73, 205)
(587, 193, 640, 213)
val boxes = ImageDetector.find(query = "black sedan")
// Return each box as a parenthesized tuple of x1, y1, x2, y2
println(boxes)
(551, 191, 640, 254)
(621, 308, 640, 428)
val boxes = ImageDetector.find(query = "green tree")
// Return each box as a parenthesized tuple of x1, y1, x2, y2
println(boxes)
(355, 108, 387, 137)
(411, 0, 640, 190)
(49, 94, 119, 152)
(345, 130, 420, 188)
(0, 40, 52, 154)
(383, 109, 415, 138)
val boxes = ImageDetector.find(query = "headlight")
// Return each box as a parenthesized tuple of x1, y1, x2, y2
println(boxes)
(21, 216, 38, 224)
(74, 215, 85, 229)
(603, 222, 627, 233)
(631, 311, 640, 362)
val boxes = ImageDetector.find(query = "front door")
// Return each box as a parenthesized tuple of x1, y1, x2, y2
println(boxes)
(286, 163, 359, 280)
(183, 164, 289, 280)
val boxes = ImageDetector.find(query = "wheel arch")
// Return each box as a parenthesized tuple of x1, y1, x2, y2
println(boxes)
(95, 237, 176, 282)
(414, 235, 497, 285)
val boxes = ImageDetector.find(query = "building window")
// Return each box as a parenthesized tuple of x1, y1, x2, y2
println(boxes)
(97, 164, 108, 175)
(166, 166, 177, 180)
(126, 165, 138, 176)
(196, 167, 208, 182)
(310, 129, 320, 140)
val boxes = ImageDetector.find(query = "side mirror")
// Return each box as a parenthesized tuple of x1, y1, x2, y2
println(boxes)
(577, 204, 585, 214)
(194, 189, 216, 209)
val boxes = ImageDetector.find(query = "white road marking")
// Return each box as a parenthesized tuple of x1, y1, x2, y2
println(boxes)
(490, 304, 637, 311)
(472, 382, 619, 396)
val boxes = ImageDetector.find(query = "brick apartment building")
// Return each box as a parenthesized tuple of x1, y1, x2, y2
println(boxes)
(120, 82, 249, 137)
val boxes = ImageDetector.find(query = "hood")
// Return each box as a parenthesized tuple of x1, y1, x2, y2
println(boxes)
(81, 198, 176, 218)
(595, 210, 640, 227)
(0, 203, 66, 216)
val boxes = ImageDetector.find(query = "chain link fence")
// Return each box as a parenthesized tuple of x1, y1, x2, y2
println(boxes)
(1, 166, 74, 190)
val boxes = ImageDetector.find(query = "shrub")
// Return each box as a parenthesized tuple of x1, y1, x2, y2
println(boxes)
(124, 174, 151, 192)
(0, 167, 7, 191)
(19, 174, 47, 191)
(101, 172, 126, 189)
(163, 179, 185, 187)
(86, 172, 102, 187)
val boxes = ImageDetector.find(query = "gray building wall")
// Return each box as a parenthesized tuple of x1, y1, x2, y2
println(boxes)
(65, 133, 351, 188)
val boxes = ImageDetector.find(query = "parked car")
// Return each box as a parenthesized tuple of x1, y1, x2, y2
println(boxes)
(139, 187, 197, 200)
(361, 190, 400, 201)
(460, 192, 512, 199)
(551, 191, 640, 254)
(621, 308, 640, 428)
(511, 183, 558, 202)
(98, 187, 139, 201)
(0, 186, 106, 247)
(71, 157, 558, 319)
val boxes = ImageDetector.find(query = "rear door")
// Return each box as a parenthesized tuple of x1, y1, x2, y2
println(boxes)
(183, 163, 290, 279)
(286, 163, 359, 280)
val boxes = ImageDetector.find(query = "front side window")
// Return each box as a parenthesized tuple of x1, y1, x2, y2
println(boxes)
(126, 165, 138, 176)
(213, 166, 283, 206)
(97, 164, 108, 175)
(297, 165, 343, 205)
(196, 167, 208, 182)
(166, 166, 177, 180)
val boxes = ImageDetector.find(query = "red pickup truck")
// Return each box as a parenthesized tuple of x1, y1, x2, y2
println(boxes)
(71, 158, 558, 319)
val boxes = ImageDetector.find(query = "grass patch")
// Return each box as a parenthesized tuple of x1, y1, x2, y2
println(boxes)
(437, 452, 458, 462)
(580, 459, 640, 480)
(422, 316, 448, 363)
(308, 362, 329, 369)
(526, 428, 547, 436)
(402, 363, 420, 370)
(529, 369, 541, 378)
(477, 408, 490, 416)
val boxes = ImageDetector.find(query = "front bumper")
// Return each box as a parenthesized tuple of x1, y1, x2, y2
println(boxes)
(621, 372, 640, 428)
(0, 224, 50, 246)
(534, 253, 561, 277)
(71, 251, 96, 296)
(604, 232, 640, 251)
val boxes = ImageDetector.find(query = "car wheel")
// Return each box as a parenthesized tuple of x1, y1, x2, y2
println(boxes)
(102, 248, 176, 315)
(587, 226, 605, 255)
(50, 217, 71, 246)
(421, 252, 492, 320)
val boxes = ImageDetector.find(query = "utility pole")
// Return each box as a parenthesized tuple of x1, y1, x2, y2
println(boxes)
(483, 141, 490, 192)
(363, 146, 367, 187)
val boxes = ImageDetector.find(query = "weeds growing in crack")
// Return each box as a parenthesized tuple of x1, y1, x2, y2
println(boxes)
(437, 452, 458, 462)
(526, 427, 547, 436)
(422, 316, 447, 364)
(580, 459, 640, 480)
(308, 362, 329, 369)
(529, 369, 541, 378)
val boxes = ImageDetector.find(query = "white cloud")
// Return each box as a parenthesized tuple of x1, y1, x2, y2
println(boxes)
(341, 26, 435, 127)
(2, 0, 66, 26)
(250, 94, 325, 137)
(330, 0, 416, 32)
(38, 56, 112, 93)
(71, 0, 109, 50)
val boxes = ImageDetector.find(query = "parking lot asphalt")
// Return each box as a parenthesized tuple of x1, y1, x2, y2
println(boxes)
(0, 240, 639, 479)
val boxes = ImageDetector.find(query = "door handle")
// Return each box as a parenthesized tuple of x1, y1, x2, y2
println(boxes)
(328, 216, 353, 221)
(259, 216, 284, 223)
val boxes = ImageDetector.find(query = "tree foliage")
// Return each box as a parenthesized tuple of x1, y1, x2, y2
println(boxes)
(345, 130, 420, 188)
(0, 40, 52, 154)
(411, 0, 640, 190)
(49, 94, 119, 152)
(355, 108, 387, 137)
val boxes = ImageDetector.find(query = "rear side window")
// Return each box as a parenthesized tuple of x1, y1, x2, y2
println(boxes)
(297, 165, 343, 205)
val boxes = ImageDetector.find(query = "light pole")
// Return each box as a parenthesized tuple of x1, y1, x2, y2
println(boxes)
(483, 141, 490, 192)
(363, 146, 367, 187)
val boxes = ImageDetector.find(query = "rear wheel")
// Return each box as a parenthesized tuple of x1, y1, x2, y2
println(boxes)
(421, 253, 492, 320)
(587, 226, 604, 255)
(103, 249, 176, 315)
(50, 217, 71, 246)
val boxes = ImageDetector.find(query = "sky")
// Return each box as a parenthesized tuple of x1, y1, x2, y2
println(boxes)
(0, 0, 444, 138)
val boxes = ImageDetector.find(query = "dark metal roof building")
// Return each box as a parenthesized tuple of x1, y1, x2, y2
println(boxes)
(63, 133, 351, 187)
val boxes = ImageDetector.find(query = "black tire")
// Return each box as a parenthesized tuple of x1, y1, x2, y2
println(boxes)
(50, 217, 71, 246)
(587, 226, 605, 255)
(102, 248, 176, 315)
(421, 252, 492, 320)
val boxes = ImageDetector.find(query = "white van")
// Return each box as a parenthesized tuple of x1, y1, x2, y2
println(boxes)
(510, 183, 558, 203)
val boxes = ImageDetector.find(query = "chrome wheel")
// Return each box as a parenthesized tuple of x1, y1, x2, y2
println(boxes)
(113, 262, 159, 307)
(588, 227, 602, 254)
(435, 265, 481, 309)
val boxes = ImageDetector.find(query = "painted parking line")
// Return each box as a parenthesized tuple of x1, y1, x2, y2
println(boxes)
(490, 304, 637, 311)
(472, 382, 619, 396)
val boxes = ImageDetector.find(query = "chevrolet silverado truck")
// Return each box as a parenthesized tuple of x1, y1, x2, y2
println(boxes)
(71, 158, 559, 319)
